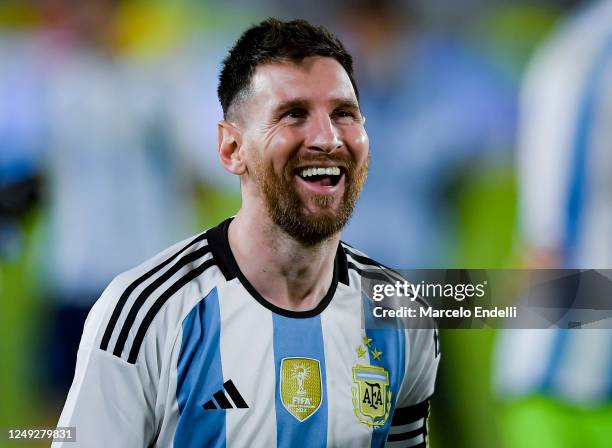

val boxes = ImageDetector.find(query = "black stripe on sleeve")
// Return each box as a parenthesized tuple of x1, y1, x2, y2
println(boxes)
(347, 262, 400, 284)
(100, 232, 207, 351)
(343, 245, 404, 280)
(388, 401, 430, 447)
(347, 253, 433, 311)
(391, 400, 430, 426)
(127, 258, 216, 364)
(387, 427, 424, 442)
(113, 245, 211, 358)
(342, 245, 394, 271)
(347, 261, 363, 275)
(343, 248, 379, 267)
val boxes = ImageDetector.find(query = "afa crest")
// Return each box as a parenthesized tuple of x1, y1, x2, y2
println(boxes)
(280, 357, 322, 422)
(352, 364, 391, 427)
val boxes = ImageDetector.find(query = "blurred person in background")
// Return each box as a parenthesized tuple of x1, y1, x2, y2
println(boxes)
(495, 1, 612, 447)
(2, 0, 217, 408)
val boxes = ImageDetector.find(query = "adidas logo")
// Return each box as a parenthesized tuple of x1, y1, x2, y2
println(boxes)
(202, 380, 249, 410)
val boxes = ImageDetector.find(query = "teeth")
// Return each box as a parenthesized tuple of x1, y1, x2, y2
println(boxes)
(300, 166, 342, 178)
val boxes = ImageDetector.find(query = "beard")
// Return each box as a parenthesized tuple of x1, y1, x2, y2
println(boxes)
(253, 152, 368, 247)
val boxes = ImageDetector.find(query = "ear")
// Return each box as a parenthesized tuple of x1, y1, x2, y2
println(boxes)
(218, 120, 246, 175)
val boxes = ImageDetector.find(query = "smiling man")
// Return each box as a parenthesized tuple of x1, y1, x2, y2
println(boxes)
(54, 18, 439, 448)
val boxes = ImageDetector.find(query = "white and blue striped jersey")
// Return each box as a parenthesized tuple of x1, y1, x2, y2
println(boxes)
(54, 218, 439, 447)
(496, 0, 612, 405)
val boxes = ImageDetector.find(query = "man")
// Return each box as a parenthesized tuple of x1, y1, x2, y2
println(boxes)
(55, 18, 439, 447)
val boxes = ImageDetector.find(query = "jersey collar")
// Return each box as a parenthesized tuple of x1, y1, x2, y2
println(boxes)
(206, 217, 349, 318)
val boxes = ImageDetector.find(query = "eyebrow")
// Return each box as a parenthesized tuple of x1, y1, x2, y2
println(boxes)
(273, 97, 361, 115)
(331, 98, 361, 112)
(273, 98, 310, 115)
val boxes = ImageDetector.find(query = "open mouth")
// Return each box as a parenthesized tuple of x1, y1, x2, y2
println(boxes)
(295, 166, 345, 187)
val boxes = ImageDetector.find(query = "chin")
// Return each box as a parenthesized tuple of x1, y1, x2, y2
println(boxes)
(301, 204, 341, 220)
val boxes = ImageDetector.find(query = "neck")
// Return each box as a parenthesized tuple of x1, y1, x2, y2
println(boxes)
(228, 204, 339, 312)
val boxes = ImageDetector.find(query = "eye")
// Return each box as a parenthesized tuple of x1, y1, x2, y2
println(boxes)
(332, 108, 358, 122)
(281, 108, 308, 120)
(334, 109, 354, 117)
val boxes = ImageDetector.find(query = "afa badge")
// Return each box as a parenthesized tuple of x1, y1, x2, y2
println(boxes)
(352, 364, 391, 427)
(280, 357, 322, 422)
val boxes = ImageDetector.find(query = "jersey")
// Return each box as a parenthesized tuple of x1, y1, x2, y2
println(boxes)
(53, 218, 440, 447)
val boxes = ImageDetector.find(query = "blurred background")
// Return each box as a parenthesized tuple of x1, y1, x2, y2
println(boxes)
(1, 0, 609, 447)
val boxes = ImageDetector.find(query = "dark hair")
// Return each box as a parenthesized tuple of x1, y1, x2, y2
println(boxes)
(218, 18, 358, 119)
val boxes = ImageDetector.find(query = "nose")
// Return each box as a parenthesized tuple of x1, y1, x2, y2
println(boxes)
(304, 112, 342, 153)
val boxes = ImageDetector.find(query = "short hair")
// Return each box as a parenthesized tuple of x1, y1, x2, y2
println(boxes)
(218, 18, 358, 119)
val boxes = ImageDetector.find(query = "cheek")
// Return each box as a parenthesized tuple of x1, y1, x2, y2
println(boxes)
(345, 127, 369, 165)
(265, 127, 303, 170)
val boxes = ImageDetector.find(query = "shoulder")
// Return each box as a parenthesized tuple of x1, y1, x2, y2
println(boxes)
(340, 242, 438, 337)
(83, 229, 223, 365)
(341, 241, 402, 280)
(340, 241, 415, 298)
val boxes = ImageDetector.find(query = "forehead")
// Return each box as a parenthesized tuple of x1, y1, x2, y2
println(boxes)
(249, 56, 357, 109)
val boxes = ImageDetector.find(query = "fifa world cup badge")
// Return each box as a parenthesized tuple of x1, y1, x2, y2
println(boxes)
(352, 364, 391, 427)
(280, 357, 323, 421)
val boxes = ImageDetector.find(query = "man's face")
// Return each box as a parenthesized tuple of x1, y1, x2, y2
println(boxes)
(238, 56, 369, 246)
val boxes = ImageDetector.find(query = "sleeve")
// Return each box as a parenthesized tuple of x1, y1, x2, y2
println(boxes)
(52, 280, 157, 448)
(388, 328, 440, 448)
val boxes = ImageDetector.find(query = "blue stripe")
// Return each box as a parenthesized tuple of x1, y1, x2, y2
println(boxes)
(542, 36, 612, 395)
(175, 289, 226, 448)
(272, 314, 328, 448)
(362, 295, 406, 448)
(564, 37, 612, 263)
(540, 329, 570, 394)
